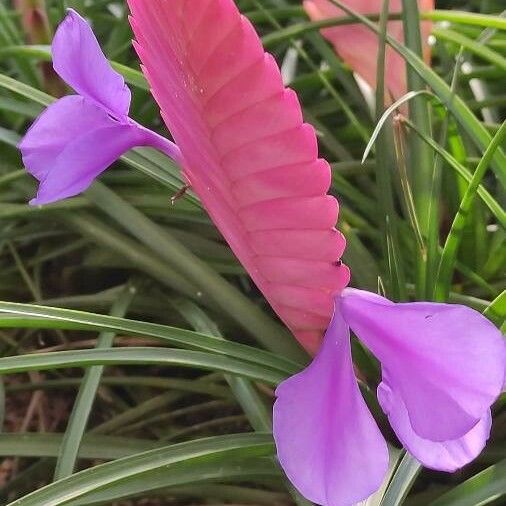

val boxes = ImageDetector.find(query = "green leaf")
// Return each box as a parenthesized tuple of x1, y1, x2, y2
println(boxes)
(54, 283, 137, 479)
(5, 433, 275, 506)
(433, 27, 506, 71)
(362, 91, 432, 165)
(260, 11, 506, 48)
(0, 301, 300, 374)
(379, 453, 421, 506)
(0, 433, 156, 460)
(0, 72, 53, 106)
(424, 10, 506, 30)
(67, 458, 280, 505)
(436, 121, 506, 300)
(401, 118, 505, 227)
(401, 0, 436, 255)
(483, 291, 506, 327)
(429, 459, 506, 506)
(0, 347, 286, 385)
(172, 298, 272, 432)
(5, 375, 231, 399)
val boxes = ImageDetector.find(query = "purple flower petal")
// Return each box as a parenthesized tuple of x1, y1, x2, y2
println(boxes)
(341, 288, 505, 443)
(19, 95, 155, 205)
(378, 374, 492, 472)
(273, 307, 389, 506)
(20, 95, 114, 182)
(52, 9, 131, 117)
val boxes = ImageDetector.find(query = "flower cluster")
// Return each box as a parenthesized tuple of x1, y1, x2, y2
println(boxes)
(19, 3, 505, 506)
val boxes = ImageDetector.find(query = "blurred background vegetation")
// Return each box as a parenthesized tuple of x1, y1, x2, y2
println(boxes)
(0, 0, 504, 505)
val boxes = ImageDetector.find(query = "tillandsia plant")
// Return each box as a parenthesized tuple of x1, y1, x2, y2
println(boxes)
(16, 2, 505, 506)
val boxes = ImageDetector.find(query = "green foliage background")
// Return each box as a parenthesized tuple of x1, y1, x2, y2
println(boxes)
(0, 0, 504, 504)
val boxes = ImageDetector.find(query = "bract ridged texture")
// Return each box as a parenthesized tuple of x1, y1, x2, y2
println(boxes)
(127, 0, 350, 353)
(303, 0, 434, 103)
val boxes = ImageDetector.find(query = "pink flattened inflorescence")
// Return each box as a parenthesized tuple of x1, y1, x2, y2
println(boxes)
(127, 0, 350, 353)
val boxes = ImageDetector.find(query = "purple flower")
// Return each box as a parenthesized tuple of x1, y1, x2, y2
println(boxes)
(18, 9, 180, 205)
(274, 309, 389, 505)
(274, 289, 505, 505)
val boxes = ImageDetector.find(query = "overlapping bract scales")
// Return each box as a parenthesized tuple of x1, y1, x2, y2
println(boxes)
(128, 0, 349, 353)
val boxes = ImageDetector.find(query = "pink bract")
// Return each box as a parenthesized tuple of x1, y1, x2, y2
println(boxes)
(127, 0, 350, 354)
(304, 0, 434, 103)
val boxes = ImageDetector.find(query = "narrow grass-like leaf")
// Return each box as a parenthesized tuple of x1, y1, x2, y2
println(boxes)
(0, 347, 286, 385)
(0, 301, 301, 374)
(5, 375, 231, 398)
(483, 291, 506, 328)
(362, 91, 433, 164)
(370, 0, 405, 299)
(436, 121, 506, 300)
(0, 3, 40, 87)
(54, 283, 137, 479)
(429, 459, 506, 506)
(64, 213, 200, 300)
(401, 118, 505, 226)
(4, 433, 274, 506)
(172, 298, 272, 432)
(66, 458, 280, 506)
(0, 72, 53, 106)
(74, 482, 284, 506)
(401, 0, 435, 251)
(433, 28, 506, 71)
(379, 452, 421, 506)
(425, 10, 506, 30)
(260, 11, 506, 48)
(262, 14, 386, 47)
(0, 433, 156, 459)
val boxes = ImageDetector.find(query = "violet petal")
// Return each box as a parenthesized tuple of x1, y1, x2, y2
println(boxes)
(52, 9, 131, 117)
(378, 373, 492, 472)
(20, 95, 150, 205)
(273, 307, 389, 506)
(20, 95, 115, 182)
(341, 288, 505, 443)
